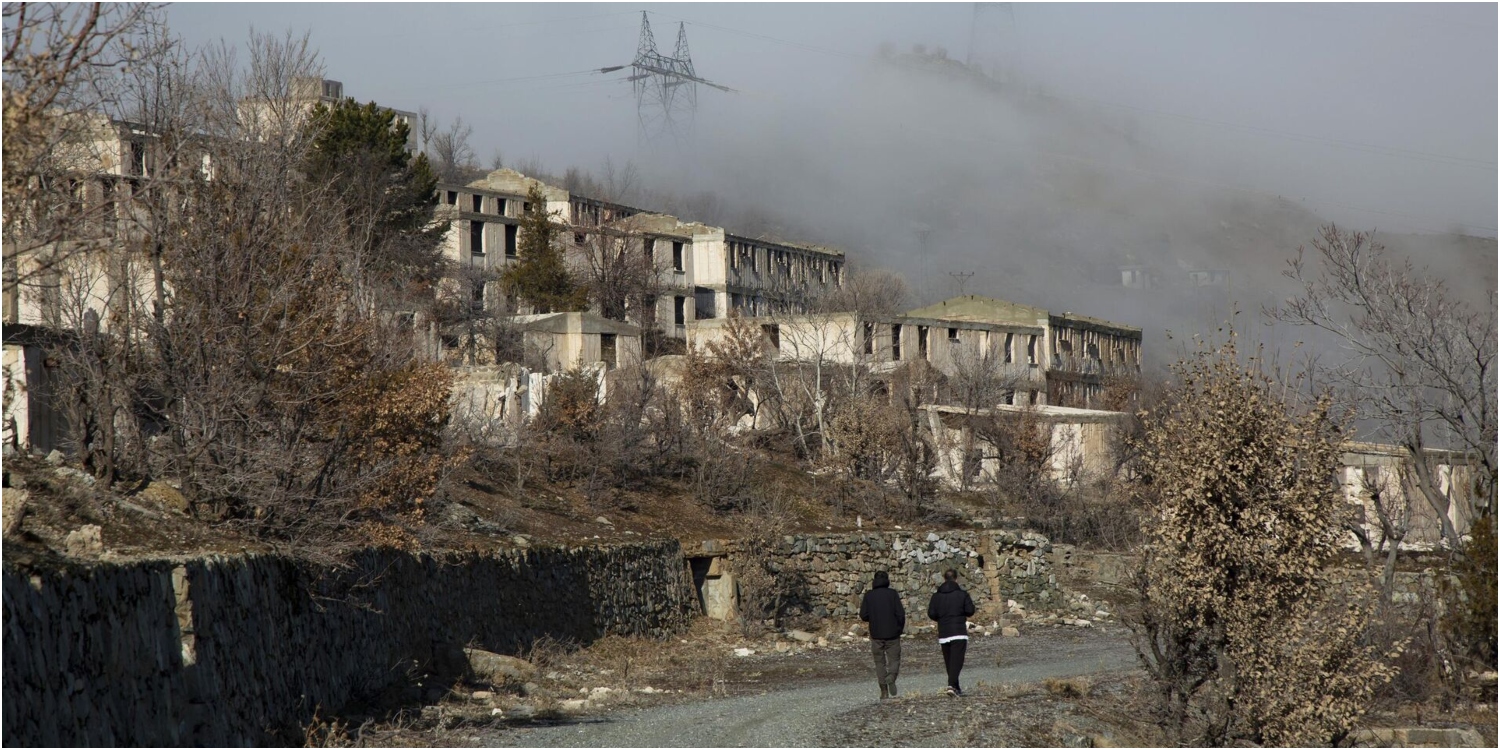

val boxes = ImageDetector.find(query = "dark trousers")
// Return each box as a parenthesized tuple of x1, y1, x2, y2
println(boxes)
(871, 638, 902, 687)
(941, 638, 968, 691)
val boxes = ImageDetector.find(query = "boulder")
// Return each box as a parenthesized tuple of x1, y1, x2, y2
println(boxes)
(559, 699, 589, 712)
(64, 524, 103, 557)
(44, 449, 64, 466)
(2, 488, 27, 538)
(1002, 627, 1021, 638)
(788, 630, 817, 643)
(465, 648, 537, 688)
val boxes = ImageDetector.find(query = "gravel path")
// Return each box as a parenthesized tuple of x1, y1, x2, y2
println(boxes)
(488, 631, 1138, 748)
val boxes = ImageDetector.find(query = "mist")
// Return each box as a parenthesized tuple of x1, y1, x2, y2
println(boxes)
(164, 3, 1498, 371)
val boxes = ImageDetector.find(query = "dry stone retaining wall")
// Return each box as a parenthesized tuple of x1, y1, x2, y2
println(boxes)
(2, 540, 695, 747)
(726, 529, 1062, 620)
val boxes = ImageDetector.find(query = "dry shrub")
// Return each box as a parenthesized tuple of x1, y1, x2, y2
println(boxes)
(1128, 336, 1397, 746)
(1045, 676, 1093, 699)
(1442, 511, 1498, 684)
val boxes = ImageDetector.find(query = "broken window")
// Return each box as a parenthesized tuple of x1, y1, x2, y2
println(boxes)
(469, 221, 484, 255)
(892, 324, 903, 361)
(129, 140, 146, 176)
(601, 333, 617, 369)
(471, 280, 485, 313)
(762, 324, 780, 350)
(504, 225, 518, 258)
(672, 241, 684, 272)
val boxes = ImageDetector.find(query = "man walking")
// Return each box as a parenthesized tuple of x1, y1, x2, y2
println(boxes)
(859, 570, 905, 699)
(927, 568, 976, 697)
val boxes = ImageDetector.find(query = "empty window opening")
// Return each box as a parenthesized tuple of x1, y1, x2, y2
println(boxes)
(504, 225, 518, 257)
(672, 241, 685, 271)
(600, 333, 617, 369)
(948, 327, 959, 343)
(1026, 335, 1037, 365)
(130, 141, 146, 176)
(674, 296, 686, 326)
(863, 323, 874, 355)
(471, 281, 485, 313)
(763, 324, 780, 350)
(446, 190, 457, 205)
(1004, 332, 1014, 364)
(644, 238, 656, 264)
(497, 198, 507, 215)
(892, 324, 903, 361)
(574, 232, 585, 245)
(918, 326, 929, 360)
(471, 194, 483, 213)
(469, 221, 484, 255)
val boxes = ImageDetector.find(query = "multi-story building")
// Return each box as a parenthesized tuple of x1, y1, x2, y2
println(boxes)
(687, 294, 1141, 410)
(431, 169, 848, 344)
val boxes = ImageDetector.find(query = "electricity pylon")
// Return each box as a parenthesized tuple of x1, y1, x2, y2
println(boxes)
(628, 12, 730, 144)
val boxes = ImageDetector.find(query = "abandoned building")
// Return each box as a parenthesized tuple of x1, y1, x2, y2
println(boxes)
(509, 311, 643, 373)
(1339, 441, 1485, 549)
(686, 295, 1140, 411)
(923, 403, 1131, 488)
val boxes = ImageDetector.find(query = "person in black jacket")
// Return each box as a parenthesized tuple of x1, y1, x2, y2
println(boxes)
(927, 568, 976, 697)
(859, 570, 905, 699)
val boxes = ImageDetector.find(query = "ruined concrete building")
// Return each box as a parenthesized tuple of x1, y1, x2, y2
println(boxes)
(688, 294, 1142, 410)
(433, 169, 846, 345)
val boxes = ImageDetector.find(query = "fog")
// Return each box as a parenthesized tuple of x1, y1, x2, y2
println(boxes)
(166, 3, 1497, 370)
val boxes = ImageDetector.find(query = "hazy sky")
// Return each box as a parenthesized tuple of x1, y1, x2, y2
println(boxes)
(165, 3, 1497, 237)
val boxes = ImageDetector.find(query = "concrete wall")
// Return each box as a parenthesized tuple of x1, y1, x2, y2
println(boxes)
(722, 529, 1062, 621)
(2, 541, 695, 746)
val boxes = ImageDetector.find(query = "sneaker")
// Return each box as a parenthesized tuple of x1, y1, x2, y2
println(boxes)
(944, 686, 957, 698)
(888, 681, 898, 698)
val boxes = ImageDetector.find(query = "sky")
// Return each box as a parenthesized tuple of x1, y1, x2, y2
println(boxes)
(165, 2, 1496, 238)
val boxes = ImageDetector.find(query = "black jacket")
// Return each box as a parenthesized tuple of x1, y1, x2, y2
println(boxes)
(860, 581, 906, 640)
(927, 581, 976, 639)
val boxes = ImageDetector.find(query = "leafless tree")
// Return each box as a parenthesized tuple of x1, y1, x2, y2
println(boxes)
(1268, 225, 1497, 546)
(426, 115, 477, 183)
(2, 3, 163, 287)
(576, 225, 667, 326)
(38, 28, 454, 553)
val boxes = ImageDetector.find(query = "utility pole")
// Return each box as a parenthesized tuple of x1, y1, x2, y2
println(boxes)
(949, 271, 975, 296)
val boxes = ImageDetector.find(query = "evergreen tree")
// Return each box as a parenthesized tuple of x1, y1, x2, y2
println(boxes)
(502, 184, 585, 313)
(304, 98, 444, 300)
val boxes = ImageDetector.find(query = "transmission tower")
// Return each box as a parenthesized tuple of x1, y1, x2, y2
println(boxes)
(967, 2, 1018, 83)
(627, 12, 729, 144)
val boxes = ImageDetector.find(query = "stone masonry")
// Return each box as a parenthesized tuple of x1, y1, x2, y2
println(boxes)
(2, 540, 696, 746)
(724, 529, 1061, 620)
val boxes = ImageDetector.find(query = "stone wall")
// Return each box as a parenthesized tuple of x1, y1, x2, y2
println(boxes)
(723, 529, 1061, 620)
(2, 540, 695, 746)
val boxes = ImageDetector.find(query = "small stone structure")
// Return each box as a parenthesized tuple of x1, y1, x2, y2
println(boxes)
(2, 540, 695, 746)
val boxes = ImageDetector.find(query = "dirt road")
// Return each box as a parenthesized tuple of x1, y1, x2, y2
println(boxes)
(486, 628, 1138, 748)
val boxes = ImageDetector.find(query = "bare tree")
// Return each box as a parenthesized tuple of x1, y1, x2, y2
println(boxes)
(38, 28, 454, 553)
(1269, 225, 1497, 546)
(425, 115, 477, 183)
(576, 225, 666, 325)
(3, 3, 163, 286)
